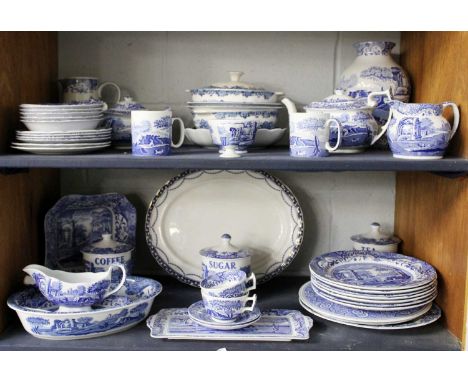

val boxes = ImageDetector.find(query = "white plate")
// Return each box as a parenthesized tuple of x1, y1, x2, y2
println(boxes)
(12, 143, 110, 155)
(184, 128, 286, 148)
(17, 137, 110, 144)
(12, 141, 110, 148)
(299, 299, 441, 330)
(145, 170, 304, 286)
(21, 103, 105, 109)
(21, 110, 104, 116)
(17, 128, 111, 136)
(298, 282, 431, 325)
(22, 119, 102, 132)
(21, 115, 103, 121)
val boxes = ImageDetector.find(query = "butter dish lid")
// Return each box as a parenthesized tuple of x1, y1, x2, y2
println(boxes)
(350, 223, 401, 246)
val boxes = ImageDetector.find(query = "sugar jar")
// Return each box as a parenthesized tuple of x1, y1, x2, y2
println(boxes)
(200, 233, 251, 279)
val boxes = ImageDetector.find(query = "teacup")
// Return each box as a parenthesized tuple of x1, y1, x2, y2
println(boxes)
(289, 112, 343, 157)
(201, 291, 257, 322)
(131, 110, 185, 156)
(200, 270, 256, 298)
(59, 77, 121, 105)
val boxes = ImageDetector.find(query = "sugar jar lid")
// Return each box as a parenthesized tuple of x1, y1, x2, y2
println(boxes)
(81, 234, 133, 254)
(350, 223, 401, 246)
(200, 233, 250, 259)
(107, 97, 145, 114)
(306, 89, 369, 110)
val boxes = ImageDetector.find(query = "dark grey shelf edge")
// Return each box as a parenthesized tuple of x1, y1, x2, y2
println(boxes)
(0, 277, 461, 351)
(1, 148, 468, 172)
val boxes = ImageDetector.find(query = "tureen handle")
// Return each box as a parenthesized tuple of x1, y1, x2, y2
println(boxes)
(104, 264, 127, 298)
(229, 71, 244, 82)
(442, 102, 460, 140)
(371, 108, 393, 146)
(367, 89, 393, 107)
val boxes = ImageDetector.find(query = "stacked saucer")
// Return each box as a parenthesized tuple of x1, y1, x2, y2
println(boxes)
(12, 102, 110, 154)
(299, 250, 441, 330)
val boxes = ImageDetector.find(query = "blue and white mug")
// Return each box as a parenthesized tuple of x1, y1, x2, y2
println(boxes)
(201, 291, 257, 322)
(289, 112, 342, 157)
(200, 270, 256, 298)
(59, 77, 121, 104)
(131, 110, 185, 156)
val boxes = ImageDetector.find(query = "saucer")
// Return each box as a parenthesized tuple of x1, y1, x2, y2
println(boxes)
(188, 300, 261, 330)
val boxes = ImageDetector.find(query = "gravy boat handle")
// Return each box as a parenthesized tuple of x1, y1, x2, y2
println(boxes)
(104, 264, 127, 298)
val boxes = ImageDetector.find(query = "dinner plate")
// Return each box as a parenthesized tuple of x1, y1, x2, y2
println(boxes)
(299, 299, 441, 330)
(298, 282, 432, 325)
(310, 275, 437, 302)
(145, 170, 304, 286)
(16, 136, 110, 144)
(21, 115, 103, 121)
(22, 119, 102, 132)
(17, 128, 111, 136)
(21, 103, 105, 109)
(309, 250, 437, 291)
(12, 142, 110, 154)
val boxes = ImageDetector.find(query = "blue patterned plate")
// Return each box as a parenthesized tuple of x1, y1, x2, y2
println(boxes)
(188, 301, 261, 330)
(310, 250, 437, 291)
(298, 282, 431, 325)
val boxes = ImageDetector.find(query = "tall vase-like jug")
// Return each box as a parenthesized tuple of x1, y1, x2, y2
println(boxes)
(337, 41, 411, 125)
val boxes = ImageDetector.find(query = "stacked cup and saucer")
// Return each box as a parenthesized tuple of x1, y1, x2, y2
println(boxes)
(188, 233, 261, 330)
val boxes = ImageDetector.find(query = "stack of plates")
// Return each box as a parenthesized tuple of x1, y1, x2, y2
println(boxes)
(299, 250, 441, 330)
(12, 103, 110, 154)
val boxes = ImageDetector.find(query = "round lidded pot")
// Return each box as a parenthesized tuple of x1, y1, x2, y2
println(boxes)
(350, 222, 401, 252)
(200, 233, 251, 279)
(81, 234, 134, 276)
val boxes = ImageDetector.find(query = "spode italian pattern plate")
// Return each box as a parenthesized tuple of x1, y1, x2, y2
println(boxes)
(309, 250, 437, 291)
(145, 170, 304, 286)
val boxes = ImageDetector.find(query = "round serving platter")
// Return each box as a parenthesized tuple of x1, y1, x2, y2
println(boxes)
(309, 250, 437, 291)
(145, 170, 304, 287)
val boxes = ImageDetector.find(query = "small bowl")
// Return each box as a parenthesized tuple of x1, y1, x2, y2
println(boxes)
(23, 264, 126, 312)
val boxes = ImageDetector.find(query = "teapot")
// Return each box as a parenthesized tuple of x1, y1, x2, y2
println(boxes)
(382, 100, 460, 159)
(282, 89, 392, 153)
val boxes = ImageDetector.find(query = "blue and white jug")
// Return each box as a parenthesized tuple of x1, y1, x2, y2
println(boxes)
(384, 100, 460, 159)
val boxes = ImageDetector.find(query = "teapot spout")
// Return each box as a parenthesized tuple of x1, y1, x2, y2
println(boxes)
(281, 98, 298, 114)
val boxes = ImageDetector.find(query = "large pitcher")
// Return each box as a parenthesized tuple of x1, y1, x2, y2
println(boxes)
(383, 100, 460, 159)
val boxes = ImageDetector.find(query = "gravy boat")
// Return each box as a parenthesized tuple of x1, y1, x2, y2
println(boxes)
(23, 264, 126, 312)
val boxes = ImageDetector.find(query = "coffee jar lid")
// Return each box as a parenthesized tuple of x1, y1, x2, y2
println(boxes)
(81, 234, 133, 254)
(200, 233, 250, 259)
(350, 223, 401, 246)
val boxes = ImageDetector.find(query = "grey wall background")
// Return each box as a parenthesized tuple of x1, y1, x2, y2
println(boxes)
(59, 31, 400, 277)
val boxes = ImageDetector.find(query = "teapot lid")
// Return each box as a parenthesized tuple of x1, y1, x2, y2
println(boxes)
(200, 233, 250, 259)
(107, 97, 145, 114)
(81, 234, 133, 254)
(306, 90, 369, 110)
(350, 223, 401, 246)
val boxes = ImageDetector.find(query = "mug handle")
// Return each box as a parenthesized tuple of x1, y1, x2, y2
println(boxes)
(442, 102, 460, 140)
(98, 82, 121, 105)
(324, 118, 342, 152)
(103, 263, 127, 298)
(171, 117, 185, 148)
(245, 273, 256, 293)
(241, 294, 257, 312)
(371, 108, 393, 146)
(367, 89, 393, 107)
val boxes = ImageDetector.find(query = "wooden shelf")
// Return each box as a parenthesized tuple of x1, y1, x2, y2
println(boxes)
(1, 148, 467, 173)
(0, 277, 461, 351)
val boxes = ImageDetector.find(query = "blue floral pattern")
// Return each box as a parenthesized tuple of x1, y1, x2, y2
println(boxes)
(132, 116, 173, 156)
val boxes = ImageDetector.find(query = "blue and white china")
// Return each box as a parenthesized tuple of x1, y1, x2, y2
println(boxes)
(208, 119, 252, 158)
(131, 110, 185, 156)
(188, 71, 283, 104)
(23, 264, 126, 312)
(309, 250, 437, 291)
(81, 233, 134, 275)
(298, 282, 432, 325)
(299, 89, 392, 152)
(192, 110, 278, 130)
(184, 127, 286, 149)
(11, 142, 111, 155)
(102, 97, 145, 149)
(383, 100, 460, 159)
(45, 193, 136, 271)
(16, 128, 112, 144)
(351, 222, 401, 252)
(59, 77, 121, 105)
(8, 276, 162, 340)
(20, 118, 103, 132)
(202, 291, 257, 322)
(200, 234, 251, 279)
(200, 270, 256, 298)
(286, 110, 343, 157)
(145, 170, 304, 287)
(188, 300, 261, 330)
(337, 41, 411, 124)
(147, 308, 313, 341)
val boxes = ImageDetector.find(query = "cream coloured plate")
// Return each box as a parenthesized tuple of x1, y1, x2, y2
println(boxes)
(145, 170, 304, 286)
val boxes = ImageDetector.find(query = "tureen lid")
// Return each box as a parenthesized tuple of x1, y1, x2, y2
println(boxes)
(106, 97, 145, 114)
(210, 71, 258, 89)
(306, 90, 369, 110)
(200, 233, 250, 259)
(350, 223, 401, 246)
(81, 234, 133, 254)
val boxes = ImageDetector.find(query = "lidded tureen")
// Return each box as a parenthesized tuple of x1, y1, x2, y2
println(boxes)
(350, 222, 401, 252)
(200, 233, 251, 279)
(81, 233, 134, 274)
